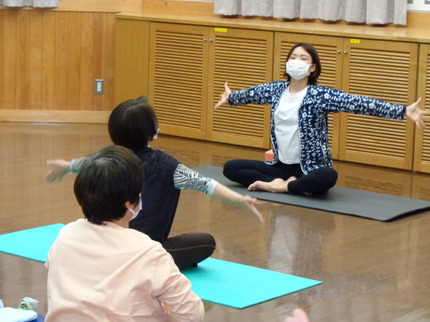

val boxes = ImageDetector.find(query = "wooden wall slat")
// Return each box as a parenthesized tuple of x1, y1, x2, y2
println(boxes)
(28, 10, 43, 109)
(55, 0, 143, 13)
(1, 9, 115, 114)
(16, 10, 29, 110)
(80, 13, 95, 111)
(53, 11, 69, 110)
(41, 11, 56, 110)
(103, 14, 116, 111)
(91, 13, 115, 111)
(4, 10, 17, 109)
(114, 19, 150, 106)
(66, 12, 82, 110)
(92, 12, 105, 111)
(1, 0, 142, 12)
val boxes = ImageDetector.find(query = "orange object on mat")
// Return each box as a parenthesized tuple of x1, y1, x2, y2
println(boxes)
(265, 149, 274, 161)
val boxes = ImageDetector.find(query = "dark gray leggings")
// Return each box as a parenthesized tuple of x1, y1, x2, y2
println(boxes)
(223, 159, 338, 195)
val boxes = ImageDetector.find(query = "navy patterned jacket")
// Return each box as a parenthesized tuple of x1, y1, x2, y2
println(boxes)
(227, 80, 406, 174)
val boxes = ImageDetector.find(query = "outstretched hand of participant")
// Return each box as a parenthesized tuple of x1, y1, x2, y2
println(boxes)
(240, 195, 264, 224)
(214, 82, 232, 109)
(406, 97, 430, 129)
(212, 182, 264, 223)
(45, 159, 71, 183)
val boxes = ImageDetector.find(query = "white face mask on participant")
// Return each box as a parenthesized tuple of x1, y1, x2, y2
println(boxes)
(152, 128, 159, 140)
(128, 194, 142, 220)
(286, 60, 313, 80)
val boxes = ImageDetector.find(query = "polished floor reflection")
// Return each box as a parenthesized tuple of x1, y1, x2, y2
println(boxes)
(1, 122, 430, 321)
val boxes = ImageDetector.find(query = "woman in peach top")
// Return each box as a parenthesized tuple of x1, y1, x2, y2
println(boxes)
(45, 145, 204, 322)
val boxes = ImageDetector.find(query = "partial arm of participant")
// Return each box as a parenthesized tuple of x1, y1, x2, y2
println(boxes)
(173, 164, 264, 223)
(45, 156, 89, 183)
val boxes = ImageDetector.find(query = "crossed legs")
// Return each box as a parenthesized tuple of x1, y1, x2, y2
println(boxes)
(223, 159, 337, 195)
(161, 233, 216, 270)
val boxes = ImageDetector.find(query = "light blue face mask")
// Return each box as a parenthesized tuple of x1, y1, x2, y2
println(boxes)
(128, 194, 142, 220)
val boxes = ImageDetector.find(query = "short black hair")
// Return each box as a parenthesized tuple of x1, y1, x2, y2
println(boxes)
(284, 43, 321, 85)
(74, 145, 144, 225)
(108, 96, 158, 151)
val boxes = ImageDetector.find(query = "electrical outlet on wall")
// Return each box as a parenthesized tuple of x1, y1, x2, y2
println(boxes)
(95, 79, 104, 95)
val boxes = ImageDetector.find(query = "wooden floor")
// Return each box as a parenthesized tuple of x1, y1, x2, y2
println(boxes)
(1, 122, 430, 322)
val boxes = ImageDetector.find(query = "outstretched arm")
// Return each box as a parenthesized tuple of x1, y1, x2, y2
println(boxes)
(45, 160, 71, 183)
(406, 97, 430, 129)
(212, 183, 264, 224)
(173, 164, 264, 223)
(214, 82, 232, 109)
(46, 156, 88, 183)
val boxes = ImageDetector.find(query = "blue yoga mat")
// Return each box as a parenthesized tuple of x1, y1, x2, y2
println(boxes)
(0, 224, 322, 308)
(0, 224, 64, 262)
(183, 258, 321, 309)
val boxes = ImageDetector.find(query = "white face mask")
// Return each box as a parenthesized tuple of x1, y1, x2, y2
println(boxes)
(128, 194, 142, 220)
(152, 128, 160, 140)
(286, 60, 313, 80)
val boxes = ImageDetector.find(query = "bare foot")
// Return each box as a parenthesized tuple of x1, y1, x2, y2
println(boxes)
(248, 177, 297, 193)
(285, 308, 310, 322)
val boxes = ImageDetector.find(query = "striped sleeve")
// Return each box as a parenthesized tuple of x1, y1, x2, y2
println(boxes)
(69, 157, 87, 174)
(173, 164, 218, 196)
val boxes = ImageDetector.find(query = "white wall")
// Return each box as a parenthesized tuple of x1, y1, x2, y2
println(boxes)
(408, 0, 430, 12)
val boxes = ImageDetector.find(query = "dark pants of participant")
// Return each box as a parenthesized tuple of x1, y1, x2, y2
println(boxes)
(223, 159, 338, 195)
(161, 233, 216, 271)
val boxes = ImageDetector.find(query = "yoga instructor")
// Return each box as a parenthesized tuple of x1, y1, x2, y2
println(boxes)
(215, 42, 429, 196)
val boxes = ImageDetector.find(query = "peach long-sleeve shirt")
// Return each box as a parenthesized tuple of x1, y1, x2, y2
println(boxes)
(45, 219, 204, 322)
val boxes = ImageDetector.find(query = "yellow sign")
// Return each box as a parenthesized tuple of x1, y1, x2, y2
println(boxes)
(215, 28, 227, 33)
(350, 39, 361, 44)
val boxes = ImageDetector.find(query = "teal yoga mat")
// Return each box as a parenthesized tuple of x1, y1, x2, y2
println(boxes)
(0, 224, 321, 308)
(194, 165, 430, 221)
(0, 224, 64, 262)
(183, 258, 322, 309)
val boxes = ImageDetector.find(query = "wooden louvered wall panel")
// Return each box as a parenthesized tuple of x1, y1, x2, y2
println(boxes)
(208, 29, 273, 148)
(340, 40, 417, 169)
(348, 50, 410, 104)
(421, 56, 430, 162)
(149, 23, 209, 139)
(212, 38, 268, 137)
(413, 45, 430, 172)
(273, 34, 343, 158)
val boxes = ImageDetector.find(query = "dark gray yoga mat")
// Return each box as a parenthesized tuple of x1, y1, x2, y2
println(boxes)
(195, 165, 430, 221)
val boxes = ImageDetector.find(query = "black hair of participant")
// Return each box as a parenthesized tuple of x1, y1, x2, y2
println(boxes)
(74, 145, 145, 225)
(108, 96, 158, 151)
